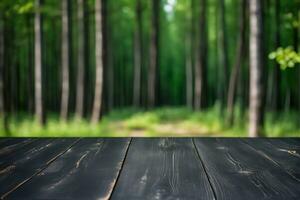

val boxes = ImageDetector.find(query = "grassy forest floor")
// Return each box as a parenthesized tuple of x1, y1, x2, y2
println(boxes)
(0, 106, 299, 137)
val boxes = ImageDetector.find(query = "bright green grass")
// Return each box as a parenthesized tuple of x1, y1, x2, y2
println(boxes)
(0, 106, 299, 137)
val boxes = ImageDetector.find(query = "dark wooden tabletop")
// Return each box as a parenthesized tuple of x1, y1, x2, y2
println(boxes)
(0, 138, 300, 200)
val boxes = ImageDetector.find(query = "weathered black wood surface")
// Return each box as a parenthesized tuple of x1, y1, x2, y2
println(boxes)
(111, 138, 215, 200)
(0, 138, 299, 200)
(6, 138, 130, 200)
(0, 139, 78, 199)
(194, 138, 300, 200)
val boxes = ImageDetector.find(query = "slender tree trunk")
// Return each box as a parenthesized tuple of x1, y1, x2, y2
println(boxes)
(105, 5, 113, 112)
(26, 15, 34, 115)
(187, 0, 195, 109)
(91, 0, 104, 123)
(226, 0, 246, 126)
(103, 6, 113, 113)
(185, 2, 194, 108)
(108, 41, 114, 111)
(298, 11, 300, 122)
(215, 2, 221, 105)
(60, 0, 70, 121)
(249, 0, 264, 137)
(185, 33, 193, 108)
(148, 0, 159, 108)
(194, 0, 207, 110)
(75, 0, 85, 118)
(103, 0, 109, 114)
(0, 13, 8, 133)
(272, 0, 281, 112)
(284, 87, 290, 113)
(293, 8, 299, 119)
(133, 0, 142, 107)
(85, 4, 90, 116)
(0, 15, 4, 114)
(218, 0, 229, 108)
(34, 0, 45, 125)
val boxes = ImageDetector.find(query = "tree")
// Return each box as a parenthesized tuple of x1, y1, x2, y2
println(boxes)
(34, 0, 45, 125)
(218, 0, 229, 108)
(0, 12, 8, 133)
(272, 0, 281, 111)
(185, 31, 193, 108)
(249, 0, 264, 137)
(185, 0, 193, 108)
(26, 14, 34, 115)
(91, 0, 104, 123)
(194, 0, 207, 110)
(133, 0, 142, 107)
(60, 0, 70, 121)
(226, 0, 246, 126)
(148, 0, 159, 108)
(75, 0, 85, 119)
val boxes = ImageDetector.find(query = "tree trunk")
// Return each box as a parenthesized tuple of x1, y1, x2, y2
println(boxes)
(107, 40, 114, 111)
(0, 13, 8, 134)
(187, 0, 195, 109)
(0, 14, 4, 117)
(226, 0, 246, 126)
(185, 33, 193, 108)
(272, 0, 281, 112)
(298, 11, 300, 124)
(75, 0, 85, 119)
(60, 0, 70, 121)
(185, 2, 194, 108)
(133, 0, 142, 107)
(194, 0, 207, 110)
(292, 7, 299, 118)
(34, 0, 45, 125)
(26, 15, 34, 115)
(104, 4, 113, 112)
(249, 0, 264, 137)
(218, 0, 229, 108)
(148, 0, 159, 108)
(91, 0, 104, 123)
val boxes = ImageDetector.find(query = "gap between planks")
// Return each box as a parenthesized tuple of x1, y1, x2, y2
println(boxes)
(108, 138, 133, 200)
(192, 138, 217, 200)
(1, 139, 81, 200)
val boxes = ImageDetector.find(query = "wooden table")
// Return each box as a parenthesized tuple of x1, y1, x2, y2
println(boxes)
(0, 138, 299, 200)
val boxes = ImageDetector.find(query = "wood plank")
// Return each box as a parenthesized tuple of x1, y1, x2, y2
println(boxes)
(243, 138, 300, 181)
(0, 138, 34, 149)
(0, 138, 27, 145)
(0, 139, 78, 199)
(0, 139, 50, 166)
(0, 139, 12, 147)
(111, 138, 215, 200)
(267, 138, 300, 149)
(0, 139, 35, 156)
(6, 138, 130, 200)
(194, 138, 300, 200)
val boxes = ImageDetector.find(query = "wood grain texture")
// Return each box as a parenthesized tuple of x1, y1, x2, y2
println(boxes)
(243, 138, 300, 182)
(0, 139, 49, 167)
(111, 138, 215, 200)
(0, 139, 34, 157)
(194, 138, 300, 200)
(6, 138, 130, 200)
(0, 139, 18, 149)
(0, 139, 78, 199)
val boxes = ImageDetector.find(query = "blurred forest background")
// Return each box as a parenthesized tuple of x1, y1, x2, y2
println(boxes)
(0, 0, 299, 137)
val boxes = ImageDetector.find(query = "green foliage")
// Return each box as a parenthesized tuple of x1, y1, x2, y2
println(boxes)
(283, 12, 299, 29)
(1, 107, 299, 137)
(269, 47, 300, 70)
(13, 2, 33, 14)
